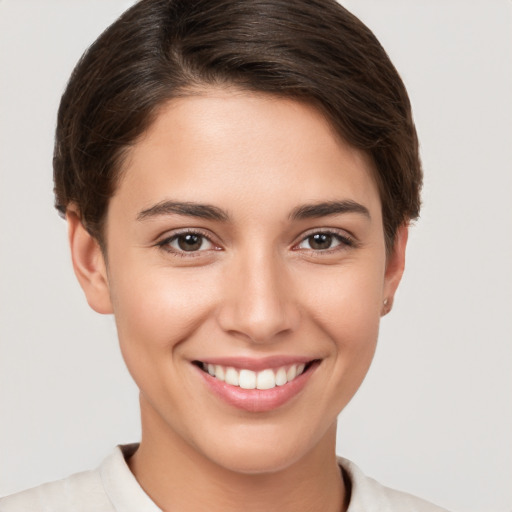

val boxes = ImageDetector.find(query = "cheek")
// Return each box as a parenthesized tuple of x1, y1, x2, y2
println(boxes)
(300, 259, 384, 400)
(107, 261, 218, 356)
(107, 265, 223, 407)
(302, 257, 385, 335)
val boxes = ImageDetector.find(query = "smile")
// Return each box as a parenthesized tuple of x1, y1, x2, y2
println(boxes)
(193, 357, 320, 412)
(198, 362, 309, 390)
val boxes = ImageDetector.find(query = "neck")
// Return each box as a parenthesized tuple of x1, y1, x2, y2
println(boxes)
(128, 396, 347, 512)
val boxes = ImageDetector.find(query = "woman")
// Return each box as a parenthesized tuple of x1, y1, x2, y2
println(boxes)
(1, 0, 449, 510)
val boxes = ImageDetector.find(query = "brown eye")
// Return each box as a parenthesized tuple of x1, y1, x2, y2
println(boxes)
(161, 232, 215, 253)
(308, 233, 333, 250)
(177, 234, 204, 251)
(296, 231, 353, 252)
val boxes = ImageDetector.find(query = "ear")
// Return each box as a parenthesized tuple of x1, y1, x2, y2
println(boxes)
(381, 224, 409, 316)
(67, 208, 113, 314)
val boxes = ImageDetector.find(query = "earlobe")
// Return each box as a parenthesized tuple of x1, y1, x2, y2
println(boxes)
(67, 208, 113, 314)
(381, 224, 409, 316)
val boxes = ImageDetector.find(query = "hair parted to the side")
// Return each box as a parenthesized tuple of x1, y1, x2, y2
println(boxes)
(53, 0, 422, 251)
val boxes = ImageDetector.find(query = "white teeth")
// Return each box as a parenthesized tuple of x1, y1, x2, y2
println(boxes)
(287, 365, 297, 381)
(203, 362, 311, 389)
(214, 365, 225, 381)
(225, 367, 239, 386)
(275, 367, 287, 386)
(239, 369, 257, 389)
(256, 369, 276, 390)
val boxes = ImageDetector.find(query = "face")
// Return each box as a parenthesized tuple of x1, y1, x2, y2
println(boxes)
(71, 89, 406, 474)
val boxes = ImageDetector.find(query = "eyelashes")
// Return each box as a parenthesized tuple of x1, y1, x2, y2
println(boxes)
(162, 233, 215, 252)
(156, 228, 357, 258)
(156, 229, 221, 257)
(294, 230, 356, 252)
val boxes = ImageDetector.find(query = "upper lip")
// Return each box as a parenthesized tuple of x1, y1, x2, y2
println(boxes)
(193, 355, 319, 372)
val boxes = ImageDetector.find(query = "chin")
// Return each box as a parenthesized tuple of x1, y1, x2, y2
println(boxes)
(207, 444, 305, 475)
(197, 419, 335, 476)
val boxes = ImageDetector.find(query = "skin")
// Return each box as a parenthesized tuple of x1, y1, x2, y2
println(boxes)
(68, 89, 407, 512)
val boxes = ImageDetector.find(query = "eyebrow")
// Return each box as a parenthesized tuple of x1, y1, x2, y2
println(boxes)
(137, 200, 229, 222)
(137, 199, 370, 223)
(289, 200, 371, 221)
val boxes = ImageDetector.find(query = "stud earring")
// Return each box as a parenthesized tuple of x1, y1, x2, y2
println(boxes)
(382, 298, 391, 315)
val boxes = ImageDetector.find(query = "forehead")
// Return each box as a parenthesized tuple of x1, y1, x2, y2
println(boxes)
(113, 89, 381, 221)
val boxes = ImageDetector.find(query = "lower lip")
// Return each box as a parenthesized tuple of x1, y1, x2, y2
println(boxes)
(195, 363, 318, 413)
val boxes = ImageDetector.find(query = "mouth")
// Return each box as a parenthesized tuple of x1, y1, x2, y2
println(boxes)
(192, 357, 320, 412)
(193, 360, 318, 390)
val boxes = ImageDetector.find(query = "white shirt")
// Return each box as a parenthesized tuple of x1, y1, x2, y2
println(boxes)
(0, 444, 449, 511)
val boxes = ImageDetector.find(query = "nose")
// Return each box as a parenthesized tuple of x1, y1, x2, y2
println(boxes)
(216, 249, 300, 344)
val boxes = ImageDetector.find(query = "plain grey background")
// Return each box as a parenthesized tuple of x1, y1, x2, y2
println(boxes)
(1, 1, 511, 511)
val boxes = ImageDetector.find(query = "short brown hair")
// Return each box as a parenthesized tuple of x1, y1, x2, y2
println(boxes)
(54, 0, 421, 250)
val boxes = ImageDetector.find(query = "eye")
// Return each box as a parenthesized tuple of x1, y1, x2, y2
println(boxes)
(296, 231, 353, 251)
(158, 231, 216, 254)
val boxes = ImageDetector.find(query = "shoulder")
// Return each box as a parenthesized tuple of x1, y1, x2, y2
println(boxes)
(338, 457, 450, 512)
(0, 467, 111, 512)
(0, 444, 159, 512)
